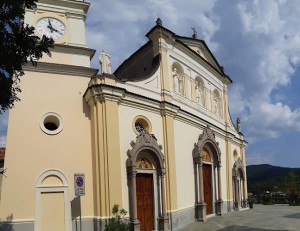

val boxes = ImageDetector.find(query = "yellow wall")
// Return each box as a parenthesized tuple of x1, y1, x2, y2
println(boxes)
(0, 71, 94, 221)
(118, 105, 164, 212)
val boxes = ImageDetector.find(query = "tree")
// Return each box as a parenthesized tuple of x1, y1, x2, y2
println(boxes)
(285, 172, 300, 204)
(0, 0, 54, 114)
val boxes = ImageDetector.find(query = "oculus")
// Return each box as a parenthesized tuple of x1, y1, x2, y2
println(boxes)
(40, 112, 64, 135)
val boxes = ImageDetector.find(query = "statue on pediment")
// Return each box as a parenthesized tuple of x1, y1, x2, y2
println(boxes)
(99, 49, 112, 74)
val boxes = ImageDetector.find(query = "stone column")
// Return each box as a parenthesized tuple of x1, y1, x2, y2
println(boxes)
(216, 161, 223, 215)
(242, 178, 247, 208)
(195, 157, 206, 221)
(158, 168, 170, 231)
(233, 177, 239, 211)
(127, 167, 140, 231)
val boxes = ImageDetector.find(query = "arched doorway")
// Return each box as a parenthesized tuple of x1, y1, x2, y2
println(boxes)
(127, 131, 169, 231)
(34, 169, 71, 231)
(193, 126, 223, 222)
(233, 157, 246, 210)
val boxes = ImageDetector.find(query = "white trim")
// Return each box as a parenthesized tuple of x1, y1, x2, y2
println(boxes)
(35, 169, 71, 231)
(39, 112, 64, 135)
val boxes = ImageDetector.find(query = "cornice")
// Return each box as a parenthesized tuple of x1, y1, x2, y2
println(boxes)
(160, 101, 180, 117)
(84, 83, 246, 145)
(37, 0, 90, 15)
(24, 62, 98, 77)
(51, 44, 96, 59)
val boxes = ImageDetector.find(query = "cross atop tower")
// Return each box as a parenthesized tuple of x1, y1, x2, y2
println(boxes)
(191, 27, 197, 39)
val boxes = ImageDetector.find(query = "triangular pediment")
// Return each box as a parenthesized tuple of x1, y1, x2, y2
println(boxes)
(175, 36, 224, 74)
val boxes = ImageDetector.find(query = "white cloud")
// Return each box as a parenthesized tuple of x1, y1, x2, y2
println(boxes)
(243, 102, 300, 141)
(246, 151, 274, 166)
(215, 0, 300, 142)
(87, 0, 219, 69)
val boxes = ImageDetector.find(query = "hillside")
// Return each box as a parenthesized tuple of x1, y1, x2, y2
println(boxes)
(246, 164, 300, 195)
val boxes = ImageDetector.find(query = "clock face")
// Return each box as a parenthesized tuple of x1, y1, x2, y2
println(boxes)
(37, 17, 66, 40)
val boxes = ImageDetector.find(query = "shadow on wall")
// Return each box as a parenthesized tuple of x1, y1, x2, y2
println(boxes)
(0, 214, 14, 231)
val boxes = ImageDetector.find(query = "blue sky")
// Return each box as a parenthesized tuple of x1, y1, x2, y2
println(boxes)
(1, 0, 300, 167)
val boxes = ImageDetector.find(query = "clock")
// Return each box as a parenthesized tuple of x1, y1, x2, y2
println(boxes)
(37, 17, 66, 40)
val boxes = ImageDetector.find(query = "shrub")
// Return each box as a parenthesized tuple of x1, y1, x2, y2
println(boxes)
(105, 204, 132, 231)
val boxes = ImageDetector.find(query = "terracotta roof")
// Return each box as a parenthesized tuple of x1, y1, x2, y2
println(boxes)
(0, 148, 5, 160)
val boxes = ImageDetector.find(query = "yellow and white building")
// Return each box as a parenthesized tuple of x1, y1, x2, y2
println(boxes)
(0, 0, 248, 230)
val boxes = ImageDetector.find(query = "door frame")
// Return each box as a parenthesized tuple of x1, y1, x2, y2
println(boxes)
(136, 170, 158, 230)
(202, 163, 214, 215)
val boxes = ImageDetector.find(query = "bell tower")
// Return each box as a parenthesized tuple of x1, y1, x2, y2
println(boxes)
(0, 1, 97, 230)
(25, 0, 94, 67)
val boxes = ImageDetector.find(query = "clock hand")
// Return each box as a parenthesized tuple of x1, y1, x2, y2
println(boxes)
(47, 18, 54, 33)
(51, 27, 63, 35)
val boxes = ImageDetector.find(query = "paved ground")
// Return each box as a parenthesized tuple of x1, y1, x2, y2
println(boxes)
(178, 205, 300, 231)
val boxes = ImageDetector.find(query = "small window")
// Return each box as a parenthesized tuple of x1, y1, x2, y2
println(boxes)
(133, 116, 152, 135)
(135, 122, 146, 133)
(40, 112, 64, 135)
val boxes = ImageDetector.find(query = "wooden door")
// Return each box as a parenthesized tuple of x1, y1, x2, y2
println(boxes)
(136, 173, 154, 231)
(203, 164, 213, 215)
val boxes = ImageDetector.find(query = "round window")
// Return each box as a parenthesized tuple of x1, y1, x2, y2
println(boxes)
(133, 116, 152, 135)
(40, 112, 64, 135)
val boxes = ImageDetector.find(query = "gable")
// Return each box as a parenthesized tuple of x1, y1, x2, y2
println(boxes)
(175, 36, 224, 75)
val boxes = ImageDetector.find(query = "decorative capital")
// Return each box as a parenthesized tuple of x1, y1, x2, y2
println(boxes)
(160, 168, 166, 177)
(127, 167, 137, 179)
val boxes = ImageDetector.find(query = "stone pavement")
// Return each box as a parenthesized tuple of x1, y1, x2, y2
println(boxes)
(177, 204, 300, 231)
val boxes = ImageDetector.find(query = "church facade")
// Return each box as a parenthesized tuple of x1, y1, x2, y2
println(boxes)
(0, 0, 248, 231)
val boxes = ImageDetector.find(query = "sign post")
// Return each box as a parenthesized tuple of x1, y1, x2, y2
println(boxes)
(74, 173, 85, 231)
(74, 173, 85, 196)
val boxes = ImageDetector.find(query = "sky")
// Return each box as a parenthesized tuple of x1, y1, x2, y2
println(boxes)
(1, 0, 300, 167)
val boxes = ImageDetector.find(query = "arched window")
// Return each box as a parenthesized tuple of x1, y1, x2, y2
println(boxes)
(195, 77, 205, 106)
(171, 63, 184, 95)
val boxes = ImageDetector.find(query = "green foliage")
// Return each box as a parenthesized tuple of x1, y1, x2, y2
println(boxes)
(247, 165, 300, 196)
(247, 195, 257, 204)
(284, 172, 300, 205)
(105, 204, 132, 231)
(0, 0, 54, 113)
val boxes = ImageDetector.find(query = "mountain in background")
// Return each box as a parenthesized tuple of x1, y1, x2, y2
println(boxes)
(246, 164, 300, 195)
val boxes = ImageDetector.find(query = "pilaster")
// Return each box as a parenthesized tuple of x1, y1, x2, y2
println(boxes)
(226, 136, 232, 211)
(147, 22, 173, 103)
(160, 103, 178, 212)
(85, 85, 123, 218)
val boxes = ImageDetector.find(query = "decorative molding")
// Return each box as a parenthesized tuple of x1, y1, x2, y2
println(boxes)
(126, 131, 164, 173)
(232, 157, 245, 179)
(85, 83, 244, 144)
(35, 169, 71, 231)
(193, 125, 221, 163)
(51, 44, 96, 59)
(24, 62, 98, 77)
(37, 0, 90, 15)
